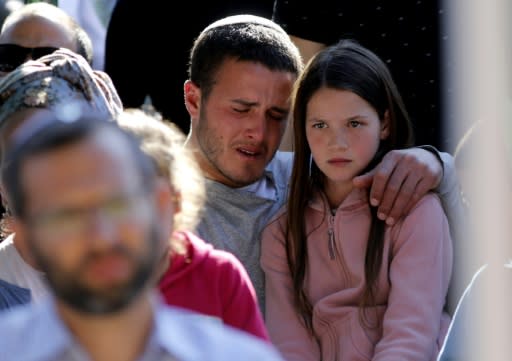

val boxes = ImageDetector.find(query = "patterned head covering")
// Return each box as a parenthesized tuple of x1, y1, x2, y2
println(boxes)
(0, 48, 122, 130)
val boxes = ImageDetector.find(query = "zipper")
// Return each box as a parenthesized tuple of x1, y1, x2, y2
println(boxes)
(328, 212, 336, 260)
(327, 208, 350, 285)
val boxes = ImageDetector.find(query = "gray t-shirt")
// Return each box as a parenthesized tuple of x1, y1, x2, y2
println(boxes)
(196, 151, 293, 310)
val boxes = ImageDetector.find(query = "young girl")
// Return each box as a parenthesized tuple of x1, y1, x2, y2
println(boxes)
(261, 39, 452, 361)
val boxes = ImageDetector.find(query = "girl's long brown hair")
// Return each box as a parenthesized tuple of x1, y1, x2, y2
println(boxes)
(286, 39, 414, 333)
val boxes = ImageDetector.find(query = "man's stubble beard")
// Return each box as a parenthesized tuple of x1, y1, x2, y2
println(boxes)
(195, 109, 266, 187)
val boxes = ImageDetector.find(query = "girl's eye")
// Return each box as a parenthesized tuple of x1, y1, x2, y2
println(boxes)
(348, 120, 361, 128)
(312, 122, 326, 129)
(233, 108, 249, 113)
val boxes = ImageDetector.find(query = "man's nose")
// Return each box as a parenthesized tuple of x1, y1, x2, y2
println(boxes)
(245, 114, 267, 142)
(87, 210, 119, 249)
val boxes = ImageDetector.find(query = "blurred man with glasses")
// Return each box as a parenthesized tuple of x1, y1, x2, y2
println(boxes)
(0, 113, 284, 361)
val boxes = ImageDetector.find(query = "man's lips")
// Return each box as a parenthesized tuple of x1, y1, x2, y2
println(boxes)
(236, 145, 264, 158)
(84, 253, 132, 282)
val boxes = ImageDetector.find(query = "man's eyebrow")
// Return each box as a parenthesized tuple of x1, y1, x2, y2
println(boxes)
(269, 106, 289, 115)
(231, 99, 289, 115)
(231, 99, 257, 107)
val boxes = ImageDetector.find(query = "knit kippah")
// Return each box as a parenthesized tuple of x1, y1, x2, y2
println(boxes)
(201, 14, 288, 36)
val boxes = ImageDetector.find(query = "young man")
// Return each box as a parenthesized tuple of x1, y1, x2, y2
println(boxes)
(0, 114, 284, 361)
(184, 14, 463, 309)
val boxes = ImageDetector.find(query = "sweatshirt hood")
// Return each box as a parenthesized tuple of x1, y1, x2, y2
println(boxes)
(309, 187, 368, 213)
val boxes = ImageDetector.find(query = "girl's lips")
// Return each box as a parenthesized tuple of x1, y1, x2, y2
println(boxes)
(328, 158, 351, 163)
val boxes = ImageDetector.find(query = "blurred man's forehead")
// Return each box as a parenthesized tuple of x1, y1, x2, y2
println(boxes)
(21, 129, 142, 203)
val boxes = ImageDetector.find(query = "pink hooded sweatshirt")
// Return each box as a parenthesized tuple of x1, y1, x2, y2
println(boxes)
(261, 189, 452, 360)
(159, 231, 269, 341)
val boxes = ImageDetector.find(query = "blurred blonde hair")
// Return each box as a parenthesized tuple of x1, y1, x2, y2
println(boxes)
(117, 108, 205, 239)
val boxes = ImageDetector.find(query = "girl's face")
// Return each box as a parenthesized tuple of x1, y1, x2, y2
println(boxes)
(306, 87, 389, 191)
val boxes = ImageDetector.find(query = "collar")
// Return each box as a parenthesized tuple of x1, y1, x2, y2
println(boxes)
(308, 187, 369, 213)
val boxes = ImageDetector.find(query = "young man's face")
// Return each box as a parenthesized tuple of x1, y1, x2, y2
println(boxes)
(186, 58, 296, 187)
(14, 132, 170, 314)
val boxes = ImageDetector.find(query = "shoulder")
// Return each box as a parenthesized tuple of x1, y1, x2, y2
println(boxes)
(200, 238, 251, 278)
(266, 203, 288, 224)
(157, 306, 283, 360)
(0, 279, 31, 310)
(261, 204, 288, 240)
(185, 231, 242, 270)
(402, 192, 446, 224)
(0, 234, 14, 252)
(0, 303, 48, 357)
(267, 151, 293, 181)
(268, 151, 293, 168)
(412, 191, 443, 209)
(390, 192, 450, 245)
(260, 206, 289, 263)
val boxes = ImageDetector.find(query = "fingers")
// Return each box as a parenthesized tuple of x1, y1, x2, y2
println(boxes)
(371, 148, 441, 225)
(378, 169, 421, 225)
(402, 178, 432, 215)
(373, 157, 411, 225)
(368, 152, 401, 209)
(352, 169, 375, 191)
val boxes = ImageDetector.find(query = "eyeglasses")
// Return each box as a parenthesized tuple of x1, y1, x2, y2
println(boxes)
(27, 190, 150, 240)
(0, 44, 59, 73)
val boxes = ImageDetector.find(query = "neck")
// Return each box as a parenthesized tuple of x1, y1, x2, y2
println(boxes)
(56, 292, 155, 361)
(184, 138, 209, 177)
(12, 233, 40, 270)
(324, 180, 354, 209)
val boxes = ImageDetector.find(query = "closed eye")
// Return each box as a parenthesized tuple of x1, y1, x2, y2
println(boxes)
(268, 113, 287, 122)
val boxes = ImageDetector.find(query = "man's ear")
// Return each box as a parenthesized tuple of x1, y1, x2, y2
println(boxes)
(184, 80, 201, 124)
(10, 218, 41, 270)
(380, 110, 391, 140)
(11, 218, 25, 242)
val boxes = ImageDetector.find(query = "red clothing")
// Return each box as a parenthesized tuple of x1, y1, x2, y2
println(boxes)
(158, 231, 269, 341)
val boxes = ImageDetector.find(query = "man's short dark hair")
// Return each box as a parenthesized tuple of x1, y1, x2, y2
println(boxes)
(188, 14, 302, 101)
